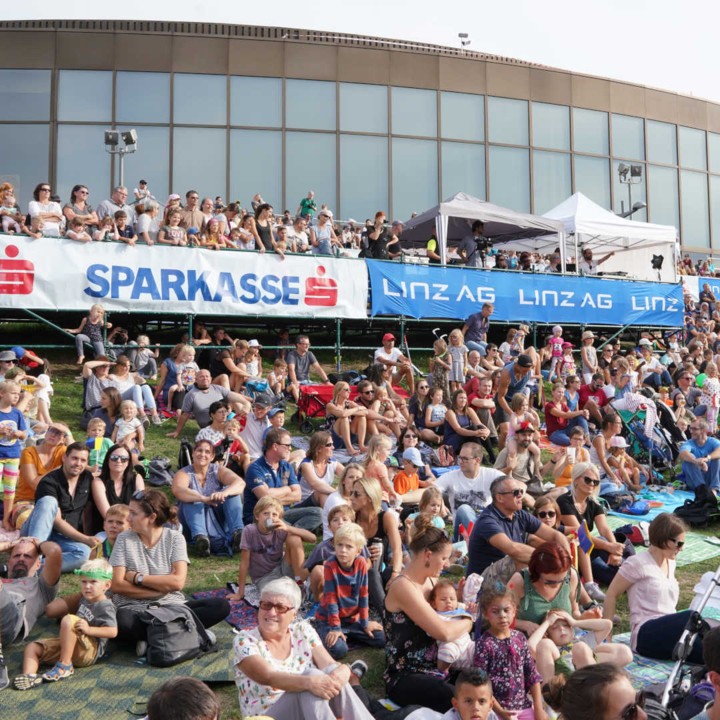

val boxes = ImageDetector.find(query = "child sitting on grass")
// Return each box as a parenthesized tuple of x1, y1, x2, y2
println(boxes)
(607, 436, 646, 492)
(314, 522, 385, 659)
(111, 399, 144, 455)
(13, 558, 118, 690)
(229, 496, 315, 600)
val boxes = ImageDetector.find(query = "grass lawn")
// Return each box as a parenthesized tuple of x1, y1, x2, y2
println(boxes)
(13, 357, 720, 718)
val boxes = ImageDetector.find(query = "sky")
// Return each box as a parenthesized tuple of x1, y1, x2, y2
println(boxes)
(9, 0, 720, 104)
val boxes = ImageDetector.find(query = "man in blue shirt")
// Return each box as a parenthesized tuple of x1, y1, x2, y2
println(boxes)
(243, 428, 322, 532)
(678, 419, 720, 495)
(467, 475, 569, 583)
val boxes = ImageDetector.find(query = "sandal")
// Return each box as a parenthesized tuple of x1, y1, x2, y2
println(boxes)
(13, 673, 43, 690)
(42, 662, 74, 682)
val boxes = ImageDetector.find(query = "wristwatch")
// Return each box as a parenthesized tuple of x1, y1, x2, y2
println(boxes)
(134, 573, 144, 586)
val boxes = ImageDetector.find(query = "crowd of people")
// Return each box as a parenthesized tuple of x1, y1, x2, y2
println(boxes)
(2, 189, 720, 716)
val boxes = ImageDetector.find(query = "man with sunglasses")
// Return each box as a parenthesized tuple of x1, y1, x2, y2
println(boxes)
(677, 419, 720, 496)
(467, 475, 570, 583)
(243, 428, 322, 533)
(0, 350, 17, 379)
(18, 443, 96, 573)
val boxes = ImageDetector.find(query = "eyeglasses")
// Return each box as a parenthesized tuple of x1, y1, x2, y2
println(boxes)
(583, 476, 601, 487)
(537, 510, 556, 519)
(258, 600, 293, 614)
(542, 574, 567, 586)
(1, 359, 17, 364)
(324, 442, 334, 447)
(46, 427, 66, 437)
(362, 390, 375, 395)
(458, 455, 476, 462)
(40, 187, 51, 192)
(404, 434, 417, 440)
(498, 488, 525, 498)
(350, 490, 365, 498)
(668, 538, 685, 549)
(619, 691, 646, 720)
(275, 442, 292, 448)
(79, 190, 89, 195)
(110, 454, 130, 463)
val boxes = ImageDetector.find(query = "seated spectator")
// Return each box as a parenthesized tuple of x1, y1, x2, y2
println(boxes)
(96, 185, 135, 225)
(677, 418, 720, 496)
(109, 355, 162, 426)
(66, 304, 111, 365)
(135, 200, 158, 245)
(28, 182, 63, 237)
(146, 677, 221, 720)
(579, 373, 610, 424)
(172, 439, 246, 556)
(374, 333, 415, 395)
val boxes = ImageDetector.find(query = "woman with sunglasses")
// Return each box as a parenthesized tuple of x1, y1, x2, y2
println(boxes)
(557, 462, 632, 590)
(392, 427, 435, 482)
(298, 430, 345, 508)
(233, 576, 375, 719)
(544, 664, 647, 720)
(28, 182, 62, 237)
(62, 184, 98, 233)
(408, 381, 440, 444)
(172, 439, 246, 557)
(111, 489, 229, 656)
(603, 513, 701, 664)
(90, 443, 145, 532)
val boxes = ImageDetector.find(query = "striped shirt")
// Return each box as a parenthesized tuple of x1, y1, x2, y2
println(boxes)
(315, 555, 368, 629)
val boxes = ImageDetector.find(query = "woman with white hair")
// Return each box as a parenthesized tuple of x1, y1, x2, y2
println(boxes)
(233, 577, 375, 719)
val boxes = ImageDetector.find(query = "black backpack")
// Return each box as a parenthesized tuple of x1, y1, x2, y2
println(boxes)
(147, 456, 173, 487)
(674, 485, 720, 527)
(140, 603, 216, 667)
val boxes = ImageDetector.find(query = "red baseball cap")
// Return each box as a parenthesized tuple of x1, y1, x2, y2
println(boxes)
(382, 333, 396, 342)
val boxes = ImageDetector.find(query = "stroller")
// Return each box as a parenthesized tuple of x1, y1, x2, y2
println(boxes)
(616, 406, 677, 480)
(297, 384, 359, 435)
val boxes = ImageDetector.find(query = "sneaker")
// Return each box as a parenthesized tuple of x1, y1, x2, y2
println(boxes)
(136, 640, 147, 657)
(194, 535, 210, 557)
(585, 581, 606, 603)
(350, 660, 368, 680)
(141, 415, 150, 429)
(231, 529, 243, 554)
(205, 629, 217, 647)
(151, 414, 163, 426)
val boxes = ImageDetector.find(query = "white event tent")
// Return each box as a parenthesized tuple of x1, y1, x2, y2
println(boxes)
(542, 192, 679, 283)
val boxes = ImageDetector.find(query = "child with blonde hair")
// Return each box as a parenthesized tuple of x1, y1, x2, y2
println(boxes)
(701, 362, 720, 433)
(0, 182, 22, 234)
(448, 328, 469, 393)
(0, 380, 28, 531)
(111, 399, 144, 454)
(266, 358, 288, 397)
(430, 336, 451, 398)
(132, 334, 159, 380)
(167, 344, 200, 416)
(85, 417, 113, 474)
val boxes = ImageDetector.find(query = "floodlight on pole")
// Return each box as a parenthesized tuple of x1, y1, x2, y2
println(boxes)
(617, 162, 644, 218)
(458, 32, 471, 54)
(104, 128, 138, 188)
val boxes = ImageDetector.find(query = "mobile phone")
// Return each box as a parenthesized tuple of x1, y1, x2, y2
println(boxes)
(227, 582, 239, 594)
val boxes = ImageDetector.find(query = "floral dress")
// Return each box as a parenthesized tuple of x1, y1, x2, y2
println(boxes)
(473, 629, 542, 711)
(233, 621, 320, 716)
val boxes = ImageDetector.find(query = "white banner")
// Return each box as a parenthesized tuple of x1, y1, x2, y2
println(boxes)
(0, 237, 369, 318)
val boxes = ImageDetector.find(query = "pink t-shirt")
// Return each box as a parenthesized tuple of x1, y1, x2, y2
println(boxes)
(617, 551, 679, 650)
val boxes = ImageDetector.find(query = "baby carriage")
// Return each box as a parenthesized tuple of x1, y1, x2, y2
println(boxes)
(616, 406, 677, 478)
(297, 384, 359, 435)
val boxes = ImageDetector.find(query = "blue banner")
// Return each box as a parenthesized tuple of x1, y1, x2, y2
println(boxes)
(367, 260, 684, 327)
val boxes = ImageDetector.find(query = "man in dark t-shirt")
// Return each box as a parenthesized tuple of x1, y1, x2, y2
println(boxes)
(286, 335, 330, 403)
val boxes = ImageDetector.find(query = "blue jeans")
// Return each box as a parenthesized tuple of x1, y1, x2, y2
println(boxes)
(21, 496, 91, 573)
(453, 504, 478, 542)
(178, 494, 244, 541)
(635, 610, 704, 664)
(549, 415, 590, 446)
(120, 383, 157, 414)
(316, 620, 386, 660)
(643, 369, 674, 390)
(465, 340, 487, 357)
(284, 505, 323, 533)
(682, 458, 720, 493)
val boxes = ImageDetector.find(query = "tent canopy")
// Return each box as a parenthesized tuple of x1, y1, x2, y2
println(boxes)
(401, 192, 565, 253)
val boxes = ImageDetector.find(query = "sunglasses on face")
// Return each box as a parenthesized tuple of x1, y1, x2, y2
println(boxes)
(258, 600, 293, 614)
(668, 538, 685, 549)
(362, 390, 374, 395)
(498, 488, 525, 498)
(109, 454, 130, 463)
(324, 442, 334, 447)
(620, 691, 646, 720)
(537, 510, 556, 519)
(583, 476, 601, 487)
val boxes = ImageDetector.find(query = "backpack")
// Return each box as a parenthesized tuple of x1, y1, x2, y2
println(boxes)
(674, 485, 720, 527)
(147, 456, 173, 487)
(140, 603, 216, 667)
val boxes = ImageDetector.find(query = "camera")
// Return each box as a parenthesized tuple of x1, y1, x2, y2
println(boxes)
(476, 237, 493, 263)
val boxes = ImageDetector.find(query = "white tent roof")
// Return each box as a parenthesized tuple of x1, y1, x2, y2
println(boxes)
(402, 192, 565, 245)
(543, 192, 676, 247)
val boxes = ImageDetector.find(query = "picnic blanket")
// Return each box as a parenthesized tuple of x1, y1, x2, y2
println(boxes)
(612, 632, 677, 690)
(608, 489, 693, 522)
(193, 587, 259, 630)
(2, 614, 236, 720)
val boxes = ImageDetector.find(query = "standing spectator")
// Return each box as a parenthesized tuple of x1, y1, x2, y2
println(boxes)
(457, 221, 487, 268)
(28, 182, 63, 237)
(367, 211, 396, 260)
(580, 331, 599, 383)
(62, 185, 98, 233)
(286, 216, 309, 253)
(286, 335, 330, 403)
(579, 247, 615, 275)
(462, 303, 494, 356)
(310, 210, 340, 255)
(135, 200, 158, 245)
(179, 189, 204, 230)
(296, 190, 317, 221)
(253, 203, 284, 257)
(96, 186, 135, 225)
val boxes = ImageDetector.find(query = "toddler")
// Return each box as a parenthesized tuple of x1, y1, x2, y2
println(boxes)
(13, 558, 118, 690)
(448, 329, 469, 393)
(112, 399, 144, 454)
(430, 579, 475, 671)
(559, 342, 576, 382)
(85, 417, 113, 474)
(230, 496, 315, 600)
(0, 182, 22, 234)
(607, 436, 645, 492)
(267, 358, 288, 397)
(167, 345, 200, 415)
(66, 217, 92, 243)
(27, 217, 45, 239)
(548, 325, 564, 382)
(0, 380, 28, 531)
(372, 386, 402, 427)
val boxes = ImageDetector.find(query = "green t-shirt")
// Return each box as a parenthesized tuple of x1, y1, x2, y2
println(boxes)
(299, 197, 317, 218)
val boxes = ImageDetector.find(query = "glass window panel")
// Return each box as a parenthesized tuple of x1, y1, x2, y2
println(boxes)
(391, 87, 437, 137)
(340, 135, 388, 221)
(285, 132, 336, 215)
(647, 165, 679, 229)
(116, 125, 170, 201)
(116, 71, 170, 123)
(172, 127, 226, 200)
(574, 155, 611, 209)
(488, 146, 530, 212)
(58, 70, 112, 122)
(573, 108, 608, 155)
(709, 133, 720, 175)
(56, 125, 111, 206)
(440, 92, 484, 142)
(0, 124, 49, 210)
(286, 80, 336, 131)
(392, 138, 437, 220)
(441, 141, 485, 201)
(230, 130, 282, 210)
(532, 151, 571, 214)
(711, 176, 720, 249)
(340, 83, 387, 134)
(531, 103, 570, 151)
(679, 126, 707, 171)
(488, 97, 528, 146)
(612, 114, 645, 160)
(0, 69, 50, 121)
(173, 73, 226, 125)
(681, 170, 710, 247)
(646, 120, 677, 165)
(230, 76, 282, 128)
(613, 160, 647, 221)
